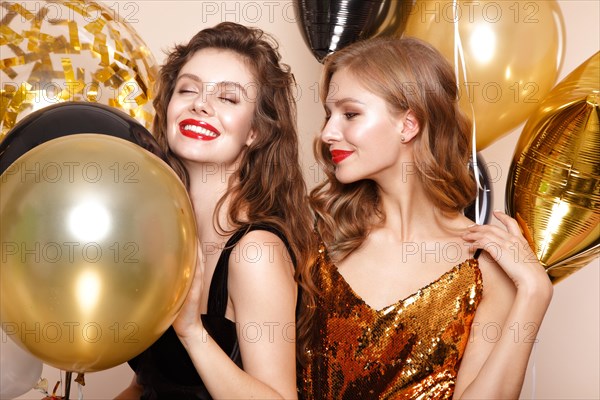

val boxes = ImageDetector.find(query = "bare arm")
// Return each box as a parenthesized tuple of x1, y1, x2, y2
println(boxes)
(454, 211, 553, 399)
(173, 231, 298, 399)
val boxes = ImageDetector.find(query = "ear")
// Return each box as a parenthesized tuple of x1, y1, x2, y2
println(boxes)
(400, 110, 419, 143)
(245, 129, 257, 146)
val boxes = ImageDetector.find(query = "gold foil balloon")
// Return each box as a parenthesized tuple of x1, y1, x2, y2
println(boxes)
(0, 134, 197, 372)
(404, 0, 565, 150)
(544, 244, 599, 285)
(0, 0, 158, 140)
(506, 52, 600, 284)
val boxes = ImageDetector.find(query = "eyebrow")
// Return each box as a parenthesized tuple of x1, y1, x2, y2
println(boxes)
(324, 97, 365, 111)
(176, 73, 249, 98)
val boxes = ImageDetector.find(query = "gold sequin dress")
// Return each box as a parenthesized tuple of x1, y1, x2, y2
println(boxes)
(300, 246, 483, 399)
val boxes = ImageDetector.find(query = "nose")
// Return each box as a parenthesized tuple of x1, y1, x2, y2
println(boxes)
(190, 91, 214, 115)
(320, 117, 342, 144)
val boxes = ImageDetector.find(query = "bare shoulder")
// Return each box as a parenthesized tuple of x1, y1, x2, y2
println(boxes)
(227, 228, 297, 328)
(236, 228, 288, 248)
(476, 251, 517, 304)
(234, 229, 292, 265)
(228, 228, 294, 284)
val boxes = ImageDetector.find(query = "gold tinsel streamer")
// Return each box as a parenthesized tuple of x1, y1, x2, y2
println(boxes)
(0, 0, 158, 139)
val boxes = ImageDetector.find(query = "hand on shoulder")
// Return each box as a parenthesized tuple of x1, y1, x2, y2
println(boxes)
(454, 211, 553, 398)
(462, 210, 553, 300)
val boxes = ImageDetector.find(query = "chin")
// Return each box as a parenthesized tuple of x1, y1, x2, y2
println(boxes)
(334, 170, 363, 185)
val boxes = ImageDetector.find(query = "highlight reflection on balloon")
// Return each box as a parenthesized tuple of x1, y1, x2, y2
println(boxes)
(506, 52, 599, 284)
(0, 0, 158, 139)
(404, 0, 565, 150)
(0, 134, 197, 372)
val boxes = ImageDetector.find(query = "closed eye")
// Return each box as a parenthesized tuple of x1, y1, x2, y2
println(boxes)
(344, 112, 358, 119)
(219, 97, 238, 104)
(177, 89, 197, 95)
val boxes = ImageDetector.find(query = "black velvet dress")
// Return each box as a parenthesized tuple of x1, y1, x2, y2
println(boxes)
(128, 224, 293, 400)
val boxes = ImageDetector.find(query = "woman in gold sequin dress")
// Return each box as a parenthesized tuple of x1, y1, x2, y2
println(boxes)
(300, 37, 553, 399)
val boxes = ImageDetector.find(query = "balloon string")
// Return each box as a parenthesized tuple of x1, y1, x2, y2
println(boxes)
(453, 0, 481, 225)
(64, 371, 72, 400)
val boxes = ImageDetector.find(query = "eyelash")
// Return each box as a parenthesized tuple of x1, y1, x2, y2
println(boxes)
(323, 111, 358, 122)
(219, 97, 237, 104)
(176, 88, 237, 105)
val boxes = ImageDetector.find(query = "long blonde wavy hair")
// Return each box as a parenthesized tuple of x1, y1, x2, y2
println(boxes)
(310, 36, 477, 263)
(152, 22, 317, 363)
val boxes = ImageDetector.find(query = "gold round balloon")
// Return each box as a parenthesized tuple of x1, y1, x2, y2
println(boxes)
(506, 52, 600, 284)
(403, 0, 565, 150)
(0, 134, 197, 372)
(0, 0, 158, 140)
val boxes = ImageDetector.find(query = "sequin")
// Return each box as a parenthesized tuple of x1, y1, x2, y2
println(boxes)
(300, 245, 483, 399)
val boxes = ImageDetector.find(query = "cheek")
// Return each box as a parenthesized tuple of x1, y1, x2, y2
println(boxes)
(346, 118, 384, 145)
(219, 112, 236, 129)
(166, 98, 188, 123)
(165, 108, 181, 146)
(223, 108, 254, 134)
(165, 102, 179, 126)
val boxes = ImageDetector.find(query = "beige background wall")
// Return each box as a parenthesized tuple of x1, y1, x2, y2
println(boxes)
(14, 1, 599, 399)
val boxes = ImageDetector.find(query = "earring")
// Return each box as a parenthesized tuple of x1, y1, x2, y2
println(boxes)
(400, 136, 406, 142)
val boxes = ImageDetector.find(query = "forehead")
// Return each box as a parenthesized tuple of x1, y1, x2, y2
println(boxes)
(179, 48, 256, 86)
(328, 69, 366, 95)
(326, 68, 381, 105)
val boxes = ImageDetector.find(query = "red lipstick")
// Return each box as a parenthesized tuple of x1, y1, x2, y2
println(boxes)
(330, 149, 354, 164)
(179, 119, 220, 141)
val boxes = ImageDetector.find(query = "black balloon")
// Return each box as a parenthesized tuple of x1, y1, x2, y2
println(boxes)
(0, 102, 165, 175)
(464, 153, 493, 224)
(293, 0, 413, 63)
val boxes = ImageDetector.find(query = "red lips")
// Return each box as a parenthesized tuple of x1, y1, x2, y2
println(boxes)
(179, 119, 220, 141)
(330, 149, 354, 164)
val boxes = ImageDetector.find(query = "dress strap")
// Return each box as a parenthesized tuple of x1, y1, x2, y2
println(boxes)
(473, 248, 482, 260)
(206, 223, 294, 317)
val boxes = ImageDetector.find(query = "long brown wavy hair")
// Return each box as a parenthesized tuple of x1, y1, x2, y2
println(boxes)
(311, 36, 477, 263)
(152, 22, 317, 363)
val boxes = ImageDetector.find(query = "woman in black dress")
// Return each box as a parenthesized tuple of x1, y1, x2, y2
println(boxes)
(117, 22, 316, 400)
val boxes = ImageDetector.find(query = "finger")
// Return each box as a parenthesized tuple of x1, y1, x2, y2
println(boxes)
(462, 226, 506, 243)
(465, 222, 527, 252)
(465, 221, 504, 234)
(465, 229, 517, 258)
(493, 210, 523, 237)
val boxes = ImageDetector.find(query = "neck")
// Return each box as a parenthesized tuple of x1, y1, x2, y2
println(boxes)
(378, 182, 436, 240)
(373, 156, 441, 242)
(185, 161, 234, 244)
